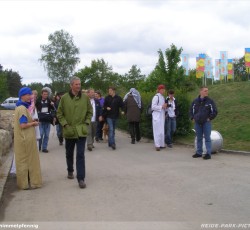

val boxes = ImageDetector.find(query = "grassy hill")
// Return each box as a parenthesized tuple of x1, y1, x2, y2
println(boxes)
(176, 81, 250, 152)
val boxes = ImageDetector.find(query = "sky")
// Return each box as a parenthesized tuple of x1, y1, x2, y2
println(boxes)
(0, 0, 250, 85)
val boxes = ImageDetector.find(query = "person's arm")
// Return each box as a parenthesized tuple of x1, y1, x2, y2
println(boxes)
(56, 98, 68, 127)
(189, 100, 195, 121)
(85, 97, 93, 125)
(209, 99, 218, 120)
(19, 115, 39, 129)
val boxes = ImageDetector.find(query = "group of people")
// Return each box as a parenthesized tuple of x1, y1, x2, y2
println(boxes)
(13, 77, 217, 190)
(151, 84, 218, 161)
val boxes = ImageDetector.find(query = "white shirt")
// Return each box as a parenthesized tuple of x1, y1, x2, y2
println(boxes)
(167, 97, 176, 118)
(90, 99, 96, 122)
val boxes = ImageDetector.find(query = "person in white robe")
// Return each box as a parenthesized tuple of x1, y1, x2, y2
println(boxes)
(151, 84, 167, 151)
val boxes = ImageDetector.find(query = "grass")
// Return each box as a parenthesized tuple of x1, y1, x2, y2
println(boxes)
(175, 81, 250, 152)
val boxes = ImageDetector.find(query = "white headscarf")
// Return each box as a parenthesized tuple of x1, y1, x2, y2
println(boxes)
(123, 88, 141, 108)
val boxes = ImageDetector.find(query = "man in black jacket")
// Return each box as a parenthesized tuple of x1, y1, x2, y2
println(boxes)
(103, 86, 124, 150)
(35, 88, 55, 152)
(189, 86, 218, 160)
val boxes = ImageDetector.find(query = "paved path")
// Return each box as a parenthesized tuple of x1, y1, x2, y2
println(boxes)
(1, 128, 250, 230)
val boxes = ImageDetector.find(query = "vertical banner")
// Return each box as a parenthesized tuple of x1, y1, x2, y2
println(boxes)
(214, 59, 220, 81)
(181, 54, 189, 75)
(220, 51, 228, 77)
(196, 53, 205, 78)
(227, 59, 234, 80)
(205, 56, 213, 79)
(245, 48, 250, 73)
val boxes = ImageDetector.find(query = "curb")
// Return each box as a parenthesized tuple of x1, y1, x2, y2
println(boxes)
(220, 149, 250, 156)
(0, 149, 13, 203)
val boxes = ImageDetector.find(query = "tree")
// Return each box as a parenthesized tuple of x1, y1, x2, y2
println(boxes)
(0, 71, 9, 102)
(122, 65, 145, 91)
(24, 82, 44, 94)
(143, 44, 184, 92)
(39, 29, 80, 91)
(5, 69, 22, 96)
(233, 57, 248, 81)
(75, 59, 121, 94)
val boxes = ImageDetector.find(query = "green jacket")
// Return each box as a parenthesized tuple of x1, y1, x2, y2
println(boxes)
(57, 91, 93, 139)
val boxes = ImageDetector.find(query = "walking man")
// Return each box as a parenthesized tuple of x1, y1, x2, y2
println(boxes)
(57, 77, 93, 188)
(123, 88, 143, 144)
(189, 86, 218, 160)
(95, 90, 105, 141)
(36, 88, 55, 153)
(86, 88, 102, 151)
(103, 86, 124, 150)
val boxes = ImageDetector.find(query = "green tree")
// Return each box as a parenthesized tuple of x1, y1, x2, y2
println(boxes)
(76, 59, 121, 95)
(39, 29, 80, 91)
(233, 57, 248, 81)
(143, 44, 184, 92)
(0, 71, 9, 102)
(5, 69, 23, 96)
(122, 65, 145, 91)
(24, 82, 44, 94)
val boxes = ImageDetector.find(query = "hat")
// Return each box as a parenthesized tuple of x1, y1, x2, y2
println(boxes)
(18, 87, 32, 98)
(157, 84, 165, 90)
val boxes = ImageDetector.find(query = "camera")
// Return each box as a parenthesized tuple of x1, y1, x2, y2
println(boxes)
(167, 103, 171, 107)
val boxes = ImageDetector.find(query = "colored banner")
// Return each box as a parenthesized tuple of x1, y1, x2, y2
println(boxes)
(227, 59, 234, 80)
(197, 53, 205, 72)
(220, 51, 228, 76)
(205, 56, 213, 79)
(245, 48, 250, 69)
(214, 59, 220, 81)
(181, 54, 189, 75)
(196, 54, 205, 78)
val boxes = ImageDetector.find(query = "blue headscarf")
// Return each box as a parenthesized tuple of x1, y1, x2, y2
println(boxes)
(16, 87, 32, 109)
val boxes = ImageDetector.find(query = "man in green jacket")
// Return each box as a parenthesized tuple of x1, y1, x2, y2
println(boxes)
(57, 76, 93, 189)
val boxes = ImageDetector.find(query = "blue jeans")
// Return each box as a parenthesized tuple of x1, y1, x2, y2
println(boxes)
(65, 137, 86, 182)
(195, 121, 212, 155)
(107, 118, 117, 146)
(39, 122, 51, 150)
(165, 117, 176, 145)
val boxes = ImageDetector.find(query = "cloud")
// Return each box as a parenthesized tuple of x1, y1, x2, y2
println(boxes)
(0, 0, 250, 84)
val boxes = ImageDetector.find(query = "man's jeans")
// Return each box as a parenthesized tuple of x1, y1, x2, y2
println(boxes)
(107, 118, 117, 146)
(39, 122, 51, 150)
(165, 117, 176, 145)
(195, 121, 212, 155)
(96, 120, 105, 140)
(65, 137, 86, 182)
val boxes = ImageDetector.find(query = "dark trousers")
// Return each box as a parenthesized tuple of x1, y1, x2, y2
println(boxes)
(65, 137, 86, 182)
(129, 122, 141, 141)
(96, 120, 104, 139)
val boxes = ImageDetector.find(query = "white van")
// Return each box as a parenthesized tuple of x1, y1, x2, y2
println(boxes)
(1, 97, 19, 110)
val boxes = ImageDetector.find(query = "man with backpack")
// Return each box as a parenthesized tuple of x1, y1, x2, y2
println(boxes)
(151, 85, 167, 151)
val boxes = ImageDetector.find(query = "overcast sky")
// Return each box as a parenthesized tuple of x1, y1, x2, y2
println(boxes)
(0, 0, 250, 84)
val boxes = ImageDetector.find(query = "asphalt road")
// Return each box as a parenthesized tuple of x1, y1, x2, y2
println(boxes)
(1, 127, 250, 230)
